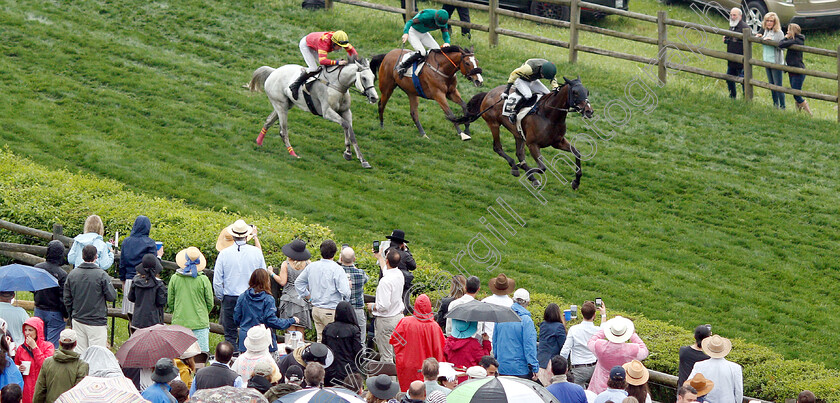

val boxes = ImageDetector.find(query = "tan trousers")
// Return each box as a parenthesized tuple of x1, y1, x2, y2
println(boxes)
(374, 314, 403, 362)
(72, 319, 107, 355)
(312, 306, 336, 343)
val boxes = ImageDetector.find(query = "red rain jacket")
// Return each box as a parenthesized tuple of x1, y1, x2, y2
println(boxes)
(15, 317, 55, 403)
(390, 294, 445, 391)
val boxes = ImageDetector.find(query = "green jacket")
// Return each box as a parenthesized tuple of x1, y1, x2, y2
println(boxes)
(404, 9, 451, 44)
(167, 271, 214, 330)
(33, 349, 88, 403)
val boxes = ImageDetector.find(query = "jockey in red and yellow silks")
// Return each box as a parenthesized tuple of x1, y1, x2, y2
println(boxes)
(289, 30, 359, 99)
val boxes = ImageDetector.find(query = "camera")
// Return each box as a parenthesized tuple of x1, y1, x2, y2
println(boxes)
(372, 240, 380, 253)
(595, 298, 602, 307)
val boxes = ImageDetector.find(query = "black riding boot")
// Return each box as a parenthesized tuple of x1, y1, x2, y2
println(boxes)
(289, 70, 318, 100)
(397, 52, 425, 77)
(509, 97, 524, 124)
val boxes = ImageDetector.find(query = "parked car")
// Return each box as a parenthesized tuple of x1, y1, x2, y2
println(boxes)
(668, 0, 840, 31)
(466, 0, 629, 21)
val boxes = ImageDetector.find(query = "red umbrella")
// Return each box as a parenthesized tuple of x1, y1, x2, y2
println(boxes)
(115, 324, 197, 368)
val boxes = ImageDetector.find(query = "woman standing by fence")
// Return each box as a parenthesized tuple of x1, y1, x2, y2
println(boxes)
(779, 23, 811, 116)
(758, 12, 785, 110)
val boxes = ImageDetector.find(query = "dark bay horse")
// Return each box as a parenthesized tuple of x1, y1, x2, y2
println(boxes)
(450, 77, 594, 189)
(370, 46, 483, 141)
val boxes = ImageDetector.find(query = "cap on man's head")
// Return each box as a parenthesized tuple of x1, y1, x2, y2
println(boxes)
(286, 365, 304, 382)
(59, 329, 78, 344)
(610, 366, 626, 381)
(513, 288, 530, 302)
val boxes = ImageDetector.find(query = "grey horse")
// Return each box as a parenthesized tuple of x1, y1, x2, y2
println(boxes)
(249, 59, 379, 168)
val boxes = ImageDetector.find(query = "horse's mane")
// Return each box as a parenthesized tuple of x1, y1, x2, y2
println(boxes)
(429, 45, 465, 54)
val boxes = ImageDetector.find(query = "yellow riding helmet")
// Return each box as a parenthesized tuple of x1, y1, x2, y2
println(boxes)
(331, 30, 350, 48)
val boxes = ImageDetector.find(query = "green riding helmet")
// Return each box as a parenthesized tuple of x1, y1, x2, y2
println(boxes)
(540, 62, 557, 80)
(435, 9, 450, 27)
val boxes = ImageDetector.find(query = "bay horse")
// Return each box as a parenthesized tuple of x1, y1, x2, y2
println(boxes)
(450, 77, 594, 189)
(370, 46, 483, 141)
(248, 59, 379, 168)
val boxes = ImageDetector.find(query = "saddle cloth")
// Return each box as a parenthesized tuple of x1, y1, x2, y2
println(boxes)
(399, 51, 425, 77)
(501, 92, 542, 137)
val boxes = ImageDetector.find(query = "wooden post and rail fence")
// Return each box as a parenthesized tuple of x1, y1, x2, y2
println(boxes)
(327, 0, 840, 121)
(1, 219, 773, 400)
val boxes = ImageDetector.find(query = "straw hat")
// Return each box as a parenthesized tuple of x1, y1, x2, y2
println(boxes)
(179, 342, 208, 364)
(622, 360, 649, 386)
(488, 274, 515, 296)
(175, 247, 207, 272)
(701, 335, 732, 359)
(244, 325, 272, 352)
(466, 366, 487, 379)
(604, 316, 635, 343)
(685, 373, 715, 397)
(215, 220, 255, 251)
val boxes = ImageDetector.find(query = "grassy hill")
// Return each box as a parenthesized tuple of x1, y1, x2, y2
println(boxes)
(2, 0, 840, 371)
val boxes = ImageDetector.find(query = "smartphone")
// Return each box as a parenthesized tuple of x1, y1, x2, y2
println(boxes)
(372, 240, 380, 253)
(342, 243, 350, 250)
(595, 298, 602, 307)
(705, 324, 712, 332)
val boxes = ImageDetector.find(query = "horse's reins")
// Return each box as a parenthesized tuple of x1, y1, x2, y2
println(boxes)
(543, 84, 588, 113)
(329, 64, 375, 97)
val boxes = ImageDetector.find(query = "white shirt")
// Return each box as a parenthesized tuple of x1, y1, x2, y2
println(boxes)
(445, 294, 475, 335)
(689, 358, 743, 403)
(373, 268, 404, 317)
(477, 294, 513, 342)
(559, 319, 602, 365)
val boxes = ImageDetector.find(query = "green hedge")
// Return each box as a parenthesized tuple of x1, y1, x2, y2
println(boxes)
(1, 149, 838, 402)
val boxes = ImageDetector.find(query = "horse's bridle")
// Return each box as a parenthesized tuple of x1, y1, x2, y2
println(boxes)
(545, 82, 590, 114)
(326, 64, 375, 96)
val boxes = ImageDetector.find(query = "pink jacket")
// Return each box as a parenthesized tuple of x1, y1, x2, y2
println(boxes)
(586, 329, 648, 394)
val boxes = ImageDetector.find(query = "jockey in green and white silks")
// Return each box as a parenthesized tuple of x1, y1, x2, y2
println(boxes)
(397, 9, 451, 76)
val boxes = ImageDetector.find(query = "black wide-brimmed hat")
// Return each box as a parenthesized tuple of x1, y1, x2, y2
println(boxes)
(282, 239, 312, 261)
(151, 358, 179, 383)
(386, 229, 409, 244)
(366, 374, 400, 400)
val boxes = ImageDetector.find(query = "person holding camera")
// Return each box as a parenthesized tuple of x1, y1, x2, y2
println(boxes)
(560, 300, 607, 388)
(383, 230, 416, 314)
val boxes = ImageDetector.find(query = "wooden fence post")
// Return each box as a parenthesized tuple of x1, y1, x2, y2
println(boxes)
(489, 0, 499, 46)
(742, 27, 753, 101)
(568, 0, 580, 63)
(657, 10, 667, 86)
(405, 0, 415, 22)
(52, 224, 63, 240)
(324, 0, 333, 10)
(836, 45, 839, 122)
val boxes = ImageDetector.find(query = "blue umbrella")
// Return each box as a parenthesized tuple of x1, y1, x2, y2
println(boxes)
(0, 264, 60, 292)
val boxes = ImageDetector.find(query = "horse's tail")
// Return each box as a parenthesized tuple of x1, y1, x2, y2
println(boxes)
(369, 53, 386, 79)
(248, 66, 275, 92)
(448, 92, 489, 125)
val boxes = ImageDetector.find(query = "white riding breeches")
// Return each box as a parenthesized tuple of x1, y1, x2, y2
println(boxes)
(514, 78, 550, 99)
(299, 37, 320, 72)
(407, 27, 440, 56)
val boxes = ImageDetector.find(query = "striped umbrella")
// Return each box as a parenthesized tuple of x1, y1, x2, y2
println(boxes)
(116, 324, 196, 368)
(446, 376, 560, 403)
(275, 387, 366, 403)
(55, 376, 148, 403)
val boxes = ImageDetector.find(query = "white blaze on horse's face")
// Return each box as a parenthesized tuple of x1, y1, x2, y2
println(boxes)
(469, 56, 483, 86)
(355, 65, 379, 104)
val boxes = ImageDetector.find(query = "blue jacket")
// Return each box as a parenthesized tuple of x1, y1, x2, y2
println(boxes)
(0, 356, 23, 390)
(119, 216, 157, 281)
(141, 382, 177, 403)
(493, 303, 539, 376)
(67, 232, 114, 270)
(537, 321, 567, 368)
(233, 289, 296, 352)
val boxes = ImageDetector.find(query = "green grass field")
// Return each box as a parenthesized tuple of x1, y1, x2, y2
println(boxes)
(2, 0, 840, 369)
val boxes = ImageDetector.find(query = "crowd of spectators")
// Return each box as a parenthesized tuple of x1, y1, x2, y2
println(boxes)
(0, 215, 819, 403)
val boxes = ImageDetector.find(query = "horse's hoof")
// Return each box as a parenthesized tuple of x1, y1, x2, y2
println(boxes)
(361, 161, 372, 169)
(532, 180, 542, 188)
(511, 168, 520, 177)
(459, 132, 471, 141)
(572, 180, 580, 190)
(343, 151, 353, 161)
(421, 134, 429, 139)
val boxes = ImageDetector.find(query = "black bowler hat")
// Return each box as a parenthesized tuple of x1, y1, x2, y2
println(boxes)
(386, 229, 409, 244)
(282, 239, 312, 261)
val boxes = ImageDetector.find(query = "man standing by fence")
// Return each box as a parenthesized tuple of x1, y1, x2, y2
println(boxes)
(724, 8, 749, 99)
(64, 245, 117, 354)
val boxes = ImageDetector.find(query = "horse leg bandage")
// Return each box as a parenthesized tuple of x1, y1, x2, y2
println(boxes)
(256, 127, 267, 146)
(288, 146, 299, 158)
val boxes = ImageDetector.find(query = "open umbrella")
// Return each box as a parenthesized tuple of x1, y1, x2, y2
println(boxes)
(116, 324, 196, 368)
(445, 300, 521, 323)
(447, 376, 559, 403)
(191, 386, 268, 402)
(275, 387, 365, 403)
(56, 376, 148, 403)
(0, 264, 59, 292)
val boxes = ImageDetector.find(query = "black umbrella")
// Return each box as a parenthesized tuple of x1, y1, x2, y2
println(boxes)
(445, 300, 521, 323)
